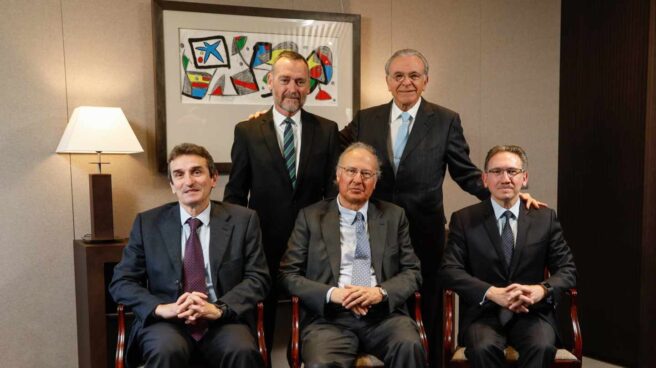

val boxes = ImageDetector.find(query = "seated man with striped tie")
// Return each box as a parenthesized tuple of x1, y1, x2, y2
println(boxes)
(279, 142, 426, 368)
(110, 143, 270, 368)
(439, 145, 577, 368)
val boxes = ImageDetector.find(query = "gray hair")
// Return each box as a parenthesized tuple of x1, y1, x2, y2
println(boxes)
(484, 145, 528, 171)
(384, 49, 429, 76)
(337, 142, 382, 177)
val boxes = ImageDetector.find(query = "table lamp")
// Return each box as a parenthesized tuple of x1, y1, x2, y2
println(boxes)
(57, 106, 143, 242)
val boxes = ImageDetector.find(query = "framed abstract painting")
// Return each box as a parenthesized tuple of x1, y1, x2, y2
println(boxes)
(153, 0, 361, 172)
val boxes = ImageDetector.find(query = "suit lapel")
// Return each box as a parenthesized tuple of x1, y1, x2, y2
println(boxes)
(320, 199, 342, 283)
(374, 102, 394, 169)
(481, 200, 511, 273)
(209, 202, 233, 294)
(296, 110, 315, 192)
(159, 204, 183, 278)
(509, 203, 531, 278)
(367, 202, 386, 283)
(400, 99, 434, 162)
(259, 109, 294, 189)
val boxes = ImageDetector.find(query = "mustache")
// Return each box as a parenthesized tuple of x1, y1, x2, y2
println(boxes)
(283, 92, 301, 99)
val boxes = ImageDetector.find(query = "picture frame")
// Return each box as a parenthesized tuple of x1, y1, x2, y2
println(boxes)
(152, 0, 361, 172)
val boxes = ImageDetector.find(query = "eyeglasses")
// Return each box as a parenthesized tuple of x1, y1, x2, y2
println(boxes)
(486, 168, 525, 178)
(339, 166, 377, 180)
(389, 72, 425, 83)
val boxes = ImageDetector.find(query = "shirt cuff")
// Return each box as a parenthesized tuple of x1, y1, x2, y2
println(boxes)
(480, 287, 492, 306)
(326, 287, 336, 303)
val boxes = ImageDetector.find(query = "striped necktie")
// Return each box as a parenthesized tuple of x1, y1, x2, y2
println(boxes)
(283, 118, 297, 189)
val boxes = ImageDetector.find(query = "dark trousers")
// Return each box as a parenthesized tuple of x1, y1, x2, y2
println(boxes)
(464, 313, 557, 368)
(300, 310, 426, 368)
(410, 221, 446, 368)
(136, 319, 263, 368)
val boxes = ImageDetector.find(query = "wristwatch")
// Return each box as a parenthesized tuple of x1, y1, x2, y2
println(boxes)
(215, 302, 229, 318)
(540, 282, 553, 298)
(378, 287, 389, 301)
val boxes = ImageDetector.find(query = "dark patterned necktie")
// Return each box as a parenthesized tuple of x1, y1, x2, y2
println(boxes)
(499, 210, 515, 326)
(351, 212, 372, 286)
(183, 217, 208, 340)
(283, 118, 297, 189)
(501, 210, 515, 269)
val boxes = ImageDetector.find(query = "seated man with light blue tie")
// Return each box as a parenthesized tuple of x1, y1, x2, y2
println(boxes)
(439, 145, 577, 368)
(110, 143, 270, 368)
(279, 142, 426, 368)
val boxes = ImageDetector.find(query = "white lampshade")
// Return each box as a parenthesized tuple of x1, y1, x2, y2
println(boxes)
(56, 106, 143, 154)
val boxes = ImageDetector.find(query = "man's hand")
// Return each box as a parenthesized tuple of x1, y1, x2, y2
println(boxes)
(176, 292, 222, 323)
(342, 285, 383, 309)
(485, 284, 525, 309)
(154, 302, 181, 319)
(248, 110, 268, 120)
(506, 284, 546, 313)
(519, 192, 548, 209)
(329, 286, 380, 316)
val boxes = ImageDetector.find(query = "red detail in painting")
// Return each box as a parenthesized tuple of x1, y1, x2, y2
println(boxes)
(233, 79, 258, 91)
(310, 65, 323, 79)
(315, 89, 331, 100)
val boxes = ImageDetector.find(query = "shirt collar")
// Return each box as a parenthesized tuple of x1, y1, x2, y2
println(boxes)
(272, 108, 301, 128)
(391, 97, 422, 123)
(336, 196, 369, 224)
(490, 198, 520, 221)
(179, 202, 212, 226)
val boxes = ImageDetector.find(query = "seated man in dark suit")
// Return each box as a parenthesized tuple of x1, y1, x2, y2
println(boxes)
(279, 142, 426, 368)
(110, 143, 270, 368)
(439, 145, 577, 368)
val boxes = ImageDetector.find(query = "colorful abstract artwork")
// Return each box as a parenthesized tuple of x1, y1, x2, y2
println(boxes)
(179, 28, 338, 105)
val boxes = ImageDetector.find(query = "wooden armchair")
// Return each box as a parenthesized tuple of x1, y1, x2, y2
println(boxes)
(114, 302, 268, 368)
(289, 291, 429, 368)
(442, 288, 582, 368)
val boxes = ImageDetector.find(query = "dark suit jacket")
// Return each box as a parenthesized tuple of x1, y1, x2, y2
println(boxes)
(278, 198, 422, 326)
(439, 199, 577, 342)
(224, 108, 340, 275)
(109, 201, 271, 366)
(340, 100, 489, 259)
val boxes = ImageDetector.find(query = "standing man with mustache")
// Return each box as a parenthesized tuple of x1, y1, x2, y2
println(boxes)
(224, 50, 340, 354)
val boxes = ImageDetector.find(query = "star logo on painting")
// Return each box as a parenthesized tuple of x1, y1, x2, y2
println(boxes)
(188, 35, 230, 69)
(196, 41, 224, 63)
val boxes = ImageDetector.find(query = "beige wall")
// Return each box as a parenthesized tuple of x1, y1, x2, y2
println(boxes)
(0, 0, 559, 366)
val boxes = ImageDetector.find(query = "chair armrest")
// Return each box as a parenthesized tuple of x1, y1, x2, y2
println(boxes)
(413, 291, 430, 367)
(256, 301, 269, 368)
(115, 304, 126, 368)
(443, 289, 456, 366)
(290, 296, 301, 368)
(566, 288, 583, 360)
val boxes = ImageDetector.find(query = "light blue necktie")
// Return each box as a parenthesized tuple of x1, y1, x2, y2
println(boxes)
(283, 118, 296, 189)
(351, 212, 371, 286)
(393, 111, 412, 173)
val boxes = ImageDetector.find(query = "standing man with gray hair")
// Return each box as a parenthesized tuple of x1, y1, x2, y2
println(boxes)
(340, 49, 543, 366)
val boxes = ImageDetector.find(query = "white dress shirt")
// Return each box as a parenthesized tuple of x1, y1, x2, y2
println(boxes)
(272, 108, 302, 174)
(326, 197, 378, 302)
